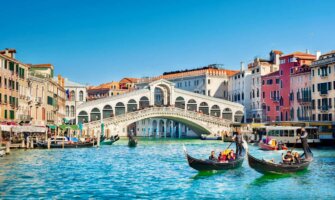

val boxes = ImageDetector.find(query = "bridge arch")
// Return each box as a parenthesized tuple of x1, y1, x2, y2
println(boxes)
(103, 105, 113, 119)
(127, 99, 137, 112)
(199, 102, 209, 115)
(175, 96, 185, 109)
(115, 102, 126, 116)
(234, 110, 244, 122)
(222, 108, 233, 121)
(210, 105, 221, 117)
(78, 111, 88, 123)
(90, 108, 101, 121)
(187, 99, 197, 111)
(139, 96, 150, 109)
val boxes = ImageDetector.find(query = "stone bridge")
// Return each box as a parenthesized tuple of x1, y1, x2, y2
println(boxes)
(77, 79, 244, 137)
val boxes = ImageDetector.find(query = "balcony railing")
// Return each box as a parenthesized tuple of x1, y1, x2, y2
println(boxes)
(320, 106, 329, 112)
(271, 97, 280, 102)
(320, 89, 328, 95)
(19, 115, 31, 121)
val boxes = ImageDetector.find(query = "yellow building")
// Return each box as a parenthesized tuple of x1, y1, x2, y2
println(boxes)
(0, 49, 29, 122)
(28, 64, 66, 126)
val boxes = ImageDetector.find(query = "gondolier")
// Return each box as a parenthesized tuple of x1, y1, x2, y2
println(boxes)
(232, 129, 243, 158)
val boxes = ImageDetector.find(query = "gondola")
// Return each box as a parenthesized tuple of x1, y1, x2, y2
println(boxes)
(183, 141, 247, 171)
(248, 132, 313, 174)
(100, 134, 120, 145)
(128, 137, 137, 147)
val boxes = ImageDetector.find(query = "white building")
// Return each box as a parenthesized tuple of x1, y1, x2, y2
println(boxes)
(247, 50, 282, 122)
(228, 62, 252, 123)
(62, 78, 87, 124)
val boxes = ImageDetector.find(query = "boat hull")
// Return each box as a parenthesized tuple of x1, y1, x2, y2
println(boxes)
(247, 152, 311, 174)
(186, 153, 244, 171)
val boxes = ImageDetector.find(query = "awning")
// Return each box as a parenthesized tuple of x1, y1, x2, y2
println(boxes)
(12, 126, 47, 133)
(0, 125, 12, 132)
(47, 124, 57, 130)
(59, 124, 79, 130)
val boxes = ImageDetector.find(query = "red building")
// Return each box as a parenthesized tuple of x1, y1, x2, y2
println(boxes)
(278, 52, 316, 121)
(261, 71, 281, 122)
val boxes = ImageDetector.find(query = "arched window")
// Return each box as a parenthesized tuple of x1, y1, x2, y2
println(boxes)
(199, 102, 209, 115)
(127, 99, 137, 112)
(66, 106, 69, 117)
(70, 106, 75, 117)
(139, 96, 149, 109)
(234, 110, 244, 122)
(90, 108, 101, 121)
(70, 90, 75, 101)
(103, 105, 113, 118)
(115, 102, 125, 116)
(187, 99, 197, 111)
(78, 111, 88, 123)
(222, 108, 232, 121)
(79, 91, 84, 101)
(175, 97, 185, 109)
(210, 105, 220, 117)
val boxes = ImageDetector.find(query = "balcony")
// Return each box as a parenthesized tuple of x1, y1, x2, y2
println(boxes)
(320, 74, 328, 79)
(35, 97, 42, 105)
(297, 97, 311, 105)
(53, 105, 59, 112)
(271, 97, 280, 102)
(320, 105, 329, 112)
(320, 89, 328, 96)
(19, 115, 31, 121)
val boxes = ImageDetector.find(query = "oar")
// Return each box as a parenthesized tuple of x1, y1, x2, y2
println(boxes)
(225, 141, 234, 151)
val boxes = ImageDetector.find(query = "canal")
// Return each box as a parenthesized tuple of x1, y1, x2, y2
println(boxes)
(0, 139, 335, 199)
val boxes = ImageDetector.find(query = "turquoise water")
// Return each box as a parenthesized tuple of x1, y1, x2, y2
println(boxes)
(1, 139, 335, 199)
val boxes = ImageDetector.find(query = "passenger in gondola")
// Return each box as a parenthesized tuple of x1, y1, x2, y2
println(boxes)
(218, 152, 227, 163)
(294, 152, 301, 164)
(282, 151, 294, 164)
(227, 150, 235, 161)
(209, 151, 218, 161)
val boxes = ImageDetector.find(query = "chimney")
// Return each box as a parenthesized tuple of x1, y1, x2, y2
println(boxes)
(0, 48, 16, 59)
(306, 49, 310, 54)
(316, 51, 321, 60)
(240, 61, 245, 71)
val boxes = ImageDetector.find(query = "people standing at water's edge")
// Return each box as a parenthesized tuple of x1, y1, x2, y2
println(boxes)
(232, 129, 243, 158)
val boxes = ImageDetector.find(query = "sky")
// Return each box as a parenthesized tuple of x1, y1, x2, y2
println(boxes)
(1, 0, 335, 85)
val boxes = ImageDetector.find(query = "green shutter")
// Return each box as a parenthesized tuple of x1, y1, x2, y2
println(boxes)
(10, 110, 15, 120)
(4, 110, 7, 119)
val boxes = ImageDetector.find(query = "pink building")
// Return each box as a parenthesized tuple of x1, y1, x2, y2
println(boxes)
(289, 65, 312, 121)
(278, 52, 316, 121)
(261, 71, 280, 122)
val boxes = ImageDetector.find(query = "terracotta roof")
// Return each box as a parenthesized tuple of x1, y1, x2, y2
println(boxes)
(119, 77, 139, 83)
(261, 70, 279, 78)
(30, 64, 54, 68)
(281, 51, 316, 60)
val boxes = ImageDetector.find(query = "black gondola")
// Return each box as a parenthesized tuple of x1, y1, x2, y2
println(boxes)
(247, 131, 313, 174)
(183, 142, 247, 171)
(128, 137, 137, 147)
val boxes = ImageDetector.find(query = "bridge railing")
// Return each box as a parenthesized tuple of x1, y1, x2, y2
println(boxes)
(84, 106, 232, 128)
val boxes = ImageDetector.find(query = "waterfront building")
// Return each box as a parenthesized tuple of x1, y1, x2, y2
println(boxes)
(62, 78, 87, 124)
(0, 49, 29, 122)
(289, 64, 312, 121)
(87, 78, 137, 101)
(248, 50, 282, 122)
(29, 64, 66, 126)
(310, 50, 335, 122)
(261, 71, 280, 122)
(228, 62, 252, 122)
(278, 51, 316, 121)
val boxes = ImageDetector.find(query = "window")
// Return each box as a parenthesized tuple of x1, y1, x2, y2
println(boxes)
(262, 80, 265, 85)
(256, 68, 259, 73)
(262, 92, 265, 98)
(47, 96, 53, 105)
(267, 79, 273, 85)
(208, 79, 210, 84)
(267, 106, 270, 111)
(276, 79, 279, 84)
(280, 70, 283, 75)
(79, 91, 84, 101)
(276, 106, 279, 111)
(66, 106, 69, 116)
(290, 68, 294, 74)
(312, 70, 314, 76)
